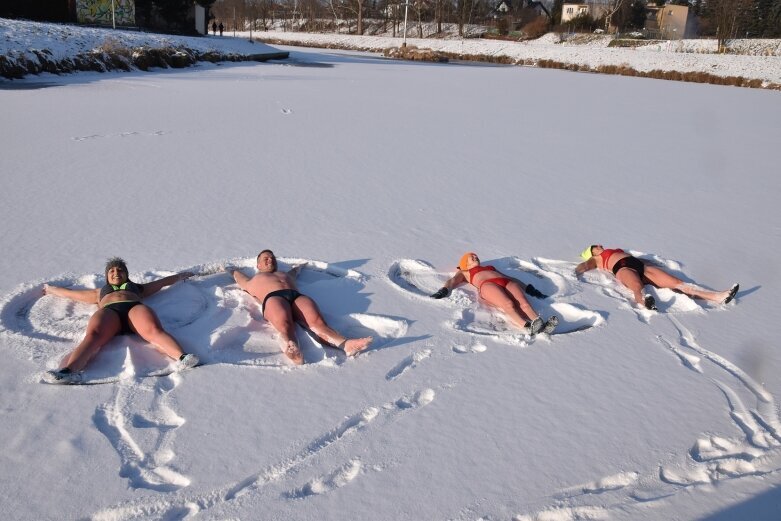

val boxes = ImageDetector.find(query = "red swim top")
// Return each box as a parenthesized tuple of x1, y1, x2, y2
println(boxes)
(467, 265, 497, 282)
(599, 248, 625, 268)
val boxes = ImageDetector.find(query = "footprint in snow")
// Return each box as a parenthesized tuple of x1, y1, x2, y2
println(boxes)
(285, 459, 363, 499)
(452, 343, 487, 354)
(386, 348, 432, 380)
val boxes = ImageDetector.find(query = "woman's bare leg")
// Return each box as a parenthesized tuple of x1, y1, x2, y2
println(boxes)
(615, 268, 646, 306)
(292, 296, 371, 356)
(643, 266, 732, 303)
(127, 305, 186, 361)
(261, 298, 304, 364)
(63, 308, 121, 371)
(480, 283, 538, 329)
(504, 282, 541, 322)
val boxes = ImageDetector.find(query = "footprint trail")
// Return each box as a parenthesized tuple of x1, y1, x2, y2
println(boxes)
(92, 388, 436, 520)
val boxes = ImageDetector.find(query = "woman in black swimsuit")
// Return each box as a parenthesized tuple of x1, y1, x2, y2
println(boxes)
(42, 258, 199, 384)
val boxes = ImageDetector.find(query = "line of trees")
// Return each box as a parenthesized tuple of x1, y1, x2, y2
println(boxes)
(210, 0, 497, 35)
(692, 0, 781, 39)
(1, 0, 775, 38)
(210, 0, 780, 38)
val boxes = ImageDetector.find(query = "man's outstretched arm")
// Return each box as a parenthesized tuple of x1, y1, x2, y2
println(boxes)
(227, 268, 253, 294)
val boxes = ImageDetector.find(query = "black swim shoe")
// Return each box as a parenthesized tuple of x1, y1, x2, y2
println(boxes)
(643, 295, 657, 311)
(529, 317, 544, 335)
(541, 316, 559, 334)
(42, 368, 83, 385)
(723, 283, 739, 304)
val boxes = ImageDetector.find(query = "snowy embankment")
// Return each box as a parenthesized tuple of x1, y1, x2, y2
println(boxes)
(257, 30, 781, 87)
(0, 18, 287, 79)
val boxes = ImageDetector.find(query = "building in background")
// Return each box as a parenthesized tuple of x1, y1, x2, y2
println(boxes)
(644, 3, 691, 39)
(561, 1, 610, 23)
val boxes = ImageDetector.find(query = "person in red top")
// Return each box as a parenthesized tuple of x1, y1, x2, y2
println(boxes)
(431, 252, 557, 335)
(575, 245, 739, 311)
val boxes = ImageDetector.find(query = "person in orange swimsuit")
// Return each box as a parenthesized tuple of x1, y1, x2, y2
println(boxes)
(575, 244, 739, 310)
(430, 252, 558, 335)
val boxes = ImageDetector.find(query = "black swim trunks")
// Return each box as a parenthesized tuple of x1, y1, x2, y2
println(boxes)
(104, 301, 142, 335)
(611, 256, 645, 278)
(262, 289, 303, 316)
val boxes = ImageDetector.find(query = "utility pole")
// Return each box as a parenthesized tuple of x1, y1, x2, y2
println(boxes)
(402, 0, 409, 47)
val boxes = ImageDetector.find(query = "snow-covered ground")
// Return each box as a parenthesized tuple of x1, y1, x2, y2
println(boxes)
(1, 19, 781, 521)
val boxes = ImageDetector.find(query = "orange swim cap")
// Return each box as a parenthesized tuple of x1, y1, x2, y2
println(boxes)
(458, 252, 476, 271)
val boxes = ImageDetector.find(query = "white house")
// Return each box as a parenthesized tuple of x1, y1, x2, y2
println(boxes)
(561, 1, 610, 22)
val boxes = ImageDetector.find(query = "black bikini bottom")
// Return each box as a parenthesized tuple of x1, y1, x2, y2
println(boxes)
(104, 301, 142, 335)
(611, 256, 645, 279)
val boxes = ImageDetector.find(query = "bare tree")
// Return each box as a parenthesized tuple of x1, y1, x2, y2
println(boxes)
(413, 0, 430, 36)
(603, 0, 624, 32)
(708, 0, 753, 50)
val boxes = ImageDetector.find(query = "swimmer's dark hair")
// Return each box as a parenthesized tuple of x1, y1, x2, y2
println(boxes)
(257, 249, 274, 263)
(105, 257, 128, 278)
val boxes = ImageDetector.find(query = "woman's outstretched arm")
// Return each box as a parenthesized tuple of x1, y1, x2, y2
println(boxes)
(431, 270, 467, 299)
(140, 272, 194, 298)
(575, 258, 597, 275)
(43, 284, 100, 304)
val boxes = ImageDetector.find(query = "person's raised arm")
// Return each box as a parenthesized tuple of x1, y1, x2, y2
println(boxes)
(575, 258, 597, 276)
(226, 267, 253, 293)
(430, 270, 467, 299)
(140, 271, 194, 298)
(43, 284, 100, 304)
(287, 263, 306, 280)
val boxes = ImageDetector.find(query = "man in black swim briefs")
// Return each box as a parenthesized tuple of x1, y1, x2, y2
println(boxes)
(226, 249, 373, 365)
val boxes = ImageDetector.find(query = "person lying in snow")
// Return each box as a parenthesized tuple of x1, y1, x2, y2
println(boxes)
(430, 252, 558, 335)
(42, 257, 199, 384)
(575, 244, 739, 311)
(226, 249, 372, 364)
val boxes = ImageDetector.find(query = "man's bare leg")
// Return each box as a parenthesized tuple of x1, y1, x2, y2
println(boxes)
(292, 297, 372, 356)
(263, 298, 304, 365)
